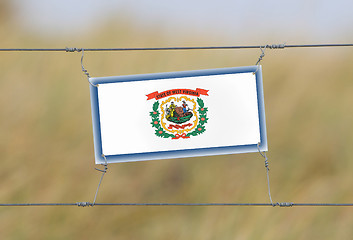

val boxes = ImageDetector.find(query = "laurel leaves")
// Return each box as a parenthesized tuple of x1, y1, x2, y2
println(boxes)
(150, 111, 160, 118)
(152, 101, 159, 112)
(199, 115, 208, 125)
(186, 100, 208, 137)
(197, 98, 204, 108)
(150, 100, 176, 138)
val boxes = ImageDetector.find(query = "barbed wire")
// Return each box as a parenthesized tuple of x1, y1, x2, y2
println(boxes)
(0, 43, 352, 52)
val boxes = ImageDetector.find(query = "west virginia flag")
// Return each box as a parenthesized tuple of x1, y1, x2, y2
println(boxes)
(90, 66, 267, 164)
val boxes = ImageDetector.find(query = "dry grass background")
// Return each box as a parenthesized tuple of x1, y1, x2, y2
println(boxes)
(1, 8, 353, 240)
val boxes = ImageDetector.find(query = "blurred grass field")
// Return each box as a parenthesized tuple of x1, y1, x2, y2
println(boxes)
(1, 11, 353, 240)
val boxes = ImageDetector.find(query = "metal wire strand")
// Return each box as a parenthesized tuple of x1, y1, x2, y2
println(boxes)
(1, 43, 353, 52)
(257, 143, 274, 206)
(80, 49, 97, 87)
(1, 202, 353, 207)
(92, 155, 108, 206)
(254, 45, 267, 74)
(255, 45, 267, 66)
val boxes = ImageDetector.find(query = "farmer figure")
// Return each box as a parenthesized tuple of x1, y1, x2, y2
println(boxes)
(170, 101, 176, 117)
(182, 100, 188, 113)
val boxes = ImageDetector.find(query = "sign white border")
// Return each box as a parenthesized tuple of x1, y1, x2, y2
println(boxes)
(90, 65, 267, 164)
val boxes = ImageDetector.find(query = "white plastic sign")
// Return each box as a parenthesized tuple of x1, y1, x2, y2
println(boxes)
(90, 65, 267, 164)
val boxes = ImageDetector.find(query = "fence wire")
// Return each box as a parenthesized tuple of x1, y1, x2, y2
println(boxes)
(0, 43, 352, 52)
(1, 202, 353, 207)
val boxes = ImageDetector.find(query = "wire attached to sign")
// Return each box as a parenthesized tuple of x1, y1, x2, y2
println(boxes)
(255, 46, 267, 66)
(66, 47, 97, 87)
(79, 48, 98, 87)
(92, 154, 108, 206)
(253, 46, 267, 75)
(253, 43, 286, 74)
(257, 143, 274, 206)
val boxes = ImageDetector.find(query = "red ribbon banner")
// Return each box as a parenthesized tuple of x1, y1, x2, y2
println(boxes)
(172, 133, 190, 139)
(146, 88, 209, 100)
(168, 123, 193, 130)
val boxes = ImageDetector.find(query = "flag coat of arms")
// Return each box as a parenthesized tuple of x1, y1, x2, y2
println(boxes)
(90, 66, 267, 164)
(147, 88, 209, 140)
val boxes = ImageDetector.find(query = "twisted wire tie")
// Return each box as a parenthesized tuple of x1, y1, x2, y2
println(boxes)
(92, 154, 108, 206)
(65, 47, 97, 86)
(253, 43, 285, 75)
(255, 46, 267, 66)
(257, 143, 274, 205)
(65, 47, 82, 52)
(80, 49, 90, 79)
(275, 202, 294, 207)
(266, 44, 286, 49)
(76, 202, 92, 207)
